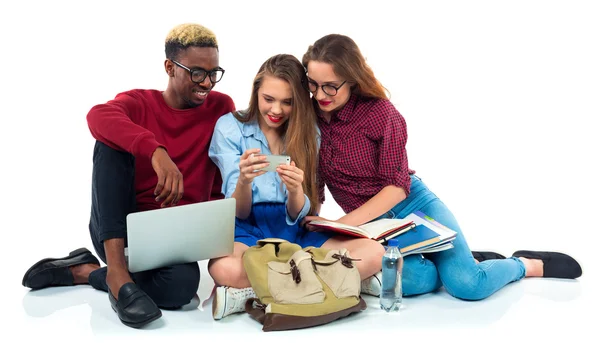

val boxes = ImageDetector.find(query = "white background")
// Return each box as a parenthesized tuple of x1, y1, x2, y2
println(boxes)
(1, 0, 598, 342)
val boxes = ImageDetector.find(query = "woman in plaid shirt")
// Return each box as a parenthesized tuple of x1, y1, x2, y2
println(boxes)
(302, 34, 581, 301)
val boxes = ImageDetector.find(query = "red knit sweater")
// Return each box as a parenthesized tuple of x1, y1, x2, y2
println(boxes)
(87, 89, 235, 211)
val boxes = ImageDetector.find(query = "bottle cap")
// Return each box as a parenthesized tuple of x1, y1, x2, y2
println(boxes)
(387, 238, 399, 247)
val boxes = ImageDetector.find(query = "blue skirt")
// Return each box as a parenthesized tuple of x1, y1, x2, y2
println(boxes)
(235, 203, 333, 248)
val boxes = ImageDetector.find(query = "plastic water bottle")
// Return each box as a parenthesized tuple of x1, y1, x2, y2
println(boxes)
(380, 238, 403, 312)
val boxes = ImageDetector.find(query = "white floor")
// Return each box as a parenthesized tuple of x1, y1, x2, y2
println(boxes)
(11, 258, 596, 343)
(8, 191, 599, 343)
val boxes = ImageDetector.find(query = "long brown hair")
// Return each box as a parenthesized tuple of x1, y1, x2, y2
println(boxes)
(234, 54, 320, 215)
(302, 34, 389, 100)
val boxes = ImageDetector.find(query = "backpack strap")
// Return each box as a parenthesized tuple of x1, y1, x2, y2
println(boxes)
(245, 298, 266, 324)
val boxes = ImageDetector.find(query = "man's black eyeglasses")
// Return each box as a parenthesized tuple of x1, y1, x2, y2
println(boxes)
(306, 78, 347, 96)
(171, 59, 225, 84)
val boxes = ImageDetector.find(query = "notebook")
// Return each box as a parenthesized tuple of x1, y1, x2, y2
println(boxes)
(398, 211, 457, 256)
(126, 198, 235, 273)
(307, 217, 415, 243)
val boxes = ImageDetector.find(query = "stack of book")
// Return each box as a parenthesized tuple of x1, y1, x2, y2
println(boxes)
(307, 211, 457, 256)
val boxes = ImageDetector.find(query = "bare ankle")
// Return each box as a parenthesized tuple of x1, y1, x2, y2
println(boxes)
(520, 257, 544, 277)
(69, 263, 101, 284)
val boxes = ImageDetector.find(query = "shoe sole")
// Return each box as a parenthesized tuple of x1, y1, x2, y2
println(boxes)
(22, 248, 92, 288)
(361, 273, 382, 297)
(109, 300, 162, 329)
(374, 273, 382, 296)
(212, 286, 226, 320)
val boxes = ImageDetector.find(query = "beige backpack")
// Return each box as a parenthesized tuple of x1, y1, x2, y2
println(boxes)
(242, 238, 367, 331)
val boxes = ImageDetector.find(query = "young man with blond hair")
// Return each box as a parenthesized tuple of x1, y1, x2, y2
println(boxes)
(22, 23, 234, 328)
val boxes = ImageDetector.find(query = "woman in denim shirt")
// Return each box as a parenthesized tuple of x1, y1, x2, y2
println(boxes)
(208, 54, 384, 320)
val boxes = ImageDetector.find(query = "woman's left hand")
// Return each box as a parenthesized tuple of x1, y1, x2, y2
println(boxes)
(303, 215, 329, 223)
(301, 215, 332, 232)
(277, 161, 304, 194)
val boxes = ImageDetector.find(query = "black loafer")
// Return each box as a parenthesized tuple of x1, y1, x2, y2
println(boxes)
(108, 282, 162, 328)
(22, 248, 100, 289)
(472, 251, 506, 262)
(512, 250, 582, 279)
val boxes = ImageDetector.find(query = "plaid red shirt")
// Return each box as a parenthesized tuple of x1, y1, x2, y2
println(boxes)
(317, 94, 414, 214)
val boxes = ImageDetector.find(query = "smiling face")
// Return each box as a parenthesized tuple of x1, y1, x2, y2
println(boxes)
(257, 75, 293, 133)
(306, 60, 352, 114)
(164, 46, 219, 109)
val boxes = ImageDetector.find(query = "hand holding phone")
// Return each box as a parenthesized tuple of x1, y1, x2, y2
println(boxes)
(277, 160, 304, 195)
(255, 154, 291, 172)
(238, 149, 269, 185)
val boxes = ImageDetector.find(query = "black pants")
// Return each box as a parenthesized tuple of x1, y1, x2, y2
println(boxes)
(87, 141, 200, 309)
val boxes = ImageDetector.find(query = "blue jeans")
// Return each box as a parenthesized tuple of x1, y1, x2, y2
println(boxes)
(378, 174, 526, 300)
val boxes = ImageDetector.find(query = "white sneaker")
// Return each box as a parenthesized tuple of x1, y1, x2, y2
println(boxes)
(212, 286, 256, 320)
(361, 271, 382, 296)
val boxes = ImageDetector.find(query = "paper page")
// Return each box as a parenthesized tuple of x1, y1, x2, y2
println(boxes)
(403, 213, 456, 241)
(358, 218, 414, 238)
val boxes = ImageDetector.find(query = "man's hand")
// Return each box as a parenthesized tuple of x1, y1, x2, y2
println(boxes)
(151, 147, 184, 207)
(238, 149, 269, 186)
(277, 161, 304, 195)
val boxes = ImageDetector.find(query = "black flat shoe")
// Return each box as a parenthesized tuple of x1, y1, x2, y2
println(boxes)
(472, 251, 506, 262)
(108, 282, 162, 328)
(22, 248, 100, 289)
(512, 250, 582, 279)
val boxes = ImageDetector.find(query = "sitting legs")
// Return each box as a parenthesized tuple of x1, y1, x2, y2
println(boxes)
(23, 141, 199, 328)
(208, 242, 251, 288)
(321, 236, 385, 280)
(208, 242, 256, 320)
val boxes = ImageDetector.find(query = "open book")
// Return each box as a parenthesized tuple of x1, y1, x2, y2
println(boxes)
(307, 218, 415, 243)
(397, 211, 458, 256)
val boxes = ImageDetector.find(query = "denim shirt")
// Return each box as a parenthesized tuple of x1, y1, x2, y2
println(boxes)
(208, 112, 310, 225)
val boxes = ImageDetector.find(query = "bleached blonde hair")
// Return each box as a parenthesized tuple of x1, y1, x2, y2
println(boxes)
(165, 23, 218, 59)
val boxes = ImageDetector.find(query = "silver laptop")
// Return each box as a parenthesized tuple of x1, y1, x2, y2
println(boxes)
(126, 198, 235, 273)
